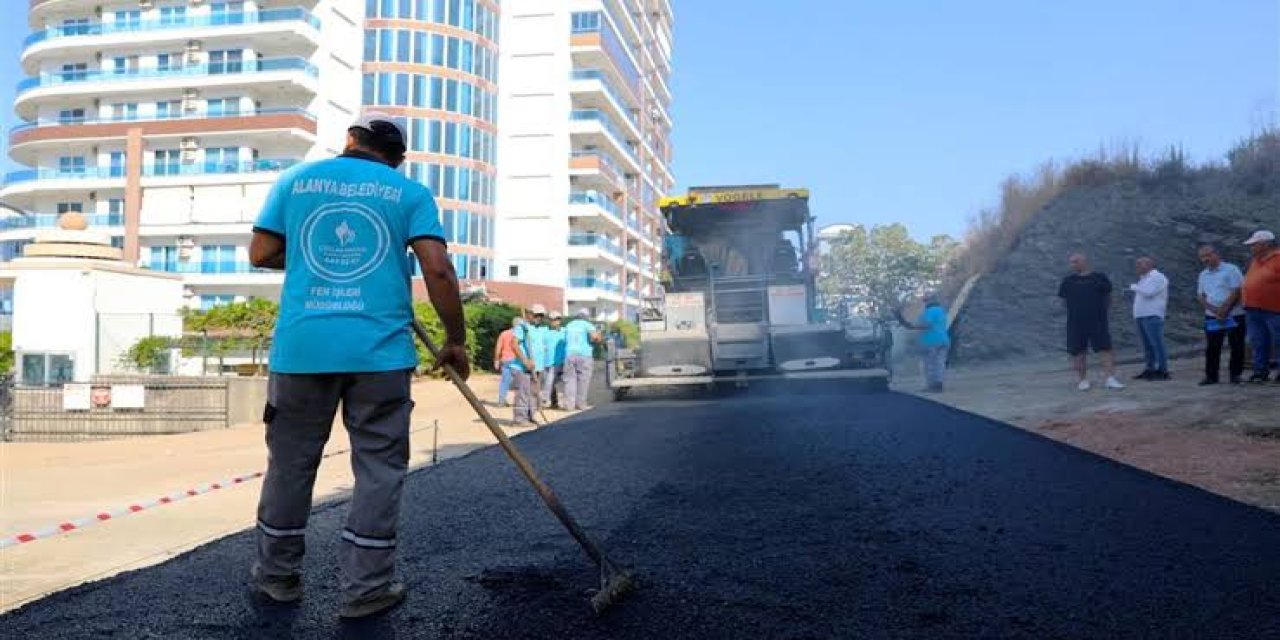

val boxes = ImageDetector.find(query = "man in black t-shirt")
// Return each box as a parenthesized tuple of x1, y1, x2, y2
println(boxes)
(1057, 253, 1125, 391)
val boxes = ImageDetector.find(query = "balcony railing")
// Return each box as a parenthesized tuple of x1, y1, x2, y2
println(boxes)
(17, 57, 317, 95)
(23, 8, 321, 48)
(567, 277, 621, 293)
(570, 68, 637, 113)
(0, 213, 124, 231)
(147, 261, 274, 275)
(567, 233, 623, 258)
(569, 190, 621, 218)
(2, 158, 300, 185)
(10, 107, 316, 135)
(570, 11, 640, 90)
(569, 109, 635, 160)
(570, 150, 625, 185)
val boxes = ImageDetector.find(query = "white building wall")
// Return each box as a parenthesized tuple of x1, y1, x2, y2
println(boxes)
(495, 2, 573, 291)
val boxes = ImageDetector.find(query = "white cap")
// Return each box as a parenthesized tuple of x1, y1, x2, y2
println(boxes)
(1244, 230, 1276, 245)
(529, 303, 547, 315)
(350, 111, 406, 145)
(577, 308, 591, 318)
(548, 310, 563, 320)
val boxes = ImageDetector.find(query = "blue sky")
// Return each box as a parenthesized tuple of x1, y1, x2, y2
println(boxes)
(1, 1, 1276, 239)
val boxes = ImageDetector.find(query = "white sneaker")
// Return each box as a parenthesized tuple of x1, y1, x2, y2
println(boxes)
(1077, 379, 1091, 391)
(1105, 376, 1125, 390)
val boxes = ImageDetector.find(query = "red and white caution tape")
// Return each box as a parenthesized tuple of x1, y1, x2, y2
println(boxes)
(0, 470, 266, 551)
(0, 421, 443, 551)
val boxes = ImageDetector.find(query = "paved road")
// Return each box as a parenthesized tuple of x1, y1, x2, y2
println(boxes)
(3, 389, 1279, 639)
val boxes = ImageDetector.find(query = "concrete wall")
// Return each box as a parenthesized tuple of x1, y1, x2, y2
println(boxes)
(227, 376, 268, 427)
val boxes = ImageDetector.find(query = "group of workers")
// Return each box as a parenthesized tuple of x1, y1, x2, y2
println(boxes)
(493, 304, 603, 426)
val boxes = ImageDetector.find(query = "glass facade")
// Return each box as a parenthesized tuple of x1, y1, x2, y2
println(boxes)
(363, 0, 498, 280)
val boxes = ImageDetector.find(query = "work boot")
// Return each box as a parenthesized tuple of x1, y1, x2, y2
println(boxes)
(1197, 378, 1219, 386)
(340, 581, 406, 619)
(1132, 369, 1154, 380)
(1149, 371, 1171, 381)
(250, 565, 302, 604)
(1248, 372, 1271, 384)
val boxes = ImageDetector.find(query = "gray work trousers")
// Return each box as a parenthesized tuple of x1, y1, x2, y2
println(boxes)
(254, 370, 413, 602)
(540, 365, 563, 406)
(511, 369, 536, 424)
(563, 355, 594, 410)
(921, 345, 948, 389)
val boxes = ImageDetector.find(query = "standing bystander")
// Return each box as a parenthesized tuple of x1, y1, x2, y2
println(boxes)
(493, 317, 521, 406)
(1058, 253, 1125, 391)
(1196, 246, 1246, 385)
(1129, 257, 1171, 381)
(1241, 230, 1280, 383)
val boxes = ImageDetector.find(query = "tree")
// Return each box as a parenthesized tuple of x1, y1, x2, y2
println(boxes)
(183, 299, 278, 366)
(119, 336, 173, 374)
(819, 224, 958, 318)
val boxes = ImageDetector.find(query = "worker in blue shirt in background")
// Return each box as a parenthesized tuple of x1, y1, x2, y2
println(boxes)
(897, 293, 951, 393)
(508, 306, 541, 427)
(542, 312, 568, 409)
(562, 309, 603, 410)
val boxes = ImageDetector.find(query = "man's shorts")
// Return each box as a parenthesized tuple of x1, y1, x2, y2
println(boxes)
(1067, 319, 1112, 356)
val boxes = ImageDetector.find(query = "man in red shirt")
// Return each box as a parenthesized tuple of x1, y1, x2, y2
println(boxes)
(1242, 230, 1280, 383)
(493, 317, 522, 405)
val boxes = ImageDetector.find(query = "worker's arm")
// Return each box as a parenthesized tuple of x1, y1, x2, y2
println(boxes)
(1130, 273, 1167, 298)
(248, 231, 285, 269)
(411, 238, 470, 380)
(249, 169, 291, 269)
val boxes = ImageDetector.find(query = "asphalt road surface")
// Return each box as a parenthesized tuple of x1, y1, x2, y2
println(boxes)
(3, 388, 1280, 639)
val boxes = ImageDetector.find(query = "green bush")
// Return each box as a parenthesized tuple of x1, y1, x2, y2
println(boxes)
(0, 331, 13, 374)
(609, 319, 640, 348)
(465, 301, 521, 371)
(412, 302, 478, 377)
(120, 336, 173, 374)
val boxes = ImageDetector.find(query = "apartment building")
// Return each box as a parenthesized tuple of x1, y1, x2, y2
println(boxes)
(3, 0, 363, 311)
(495, 0, 674, 320)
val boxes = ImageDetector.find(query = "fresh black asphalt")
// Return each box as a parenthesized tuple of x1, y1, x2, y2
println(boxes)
(3, 389, 1279, 639)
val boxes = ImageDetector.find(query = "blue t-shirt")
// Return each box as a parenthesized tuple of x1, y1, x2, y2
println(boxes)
(254, 154, 445, 374)
(564, 319, 596, 358)
(528, 324, 550, 370)
(545, 328, 567, 366)
(917, 305, 951, 348)
(506, 323, 533, 373)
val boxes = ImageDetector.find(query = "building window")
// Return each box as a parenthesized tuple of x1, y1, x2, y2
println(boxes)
(201, 245, 237, 273)
(153, 150, 182, 176)
(111, 103, 139, 121)
(211, 2, 247, 24)
(156, 100, 181, 119)
(60, 18, 91, 36)
(58, 109, 86, 124)
(107, 199, 125, 225)
(207, 98, 241, 117)
(378, 29, 394, 61)
(21, 353, 75, 387)
(159, 5, 188, 26)
(442, 209, 454, 242)
(60, 63, 87, 82)
(58, 156, 86, 176)
(115, 10, 142, 28)
(209, 50, 244, 74)
(205, 147, 240, 173)
(156, 54, 180, 72)
(150, 246, 179, 271)
(109, 151, 126, 178)
(56, 202, 83, 215)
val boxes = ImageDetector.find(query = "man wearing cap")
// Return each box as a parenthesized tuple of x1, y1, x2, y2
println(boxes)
(507, 308, 539, 426)
(542, 312, 568, 409)
(1242, 230, 1280, 383)
(562, 309, 603, 411)
(247, 113, 468, 618)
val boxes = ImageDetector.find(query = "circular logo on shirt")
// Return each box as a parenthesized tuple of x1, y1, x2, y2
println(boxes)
(299, 202, 391, 283)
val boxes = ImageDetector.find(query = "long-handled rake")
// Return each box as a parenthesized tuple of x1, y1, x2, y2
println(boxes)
(411, 319, 636, 613)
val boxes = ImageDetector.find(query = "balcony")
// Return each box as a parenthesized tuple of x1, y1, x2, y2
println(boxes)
(569, 190, 622, 218)
(9, 109, 317, 163)
(567, 233, 624, 265)
(569, 109, 638, 172)
(0, 213, 123, 232)
(569, 151, 626, 192)
(570, 69, 638, 112)
(147, 261, 274, 275)
(0, 158, 301, 202)
(22, 8, 321, 70)
(570, 12, 641, 95)
(14, 58, 318, 120)
(566, 278, 623, 300)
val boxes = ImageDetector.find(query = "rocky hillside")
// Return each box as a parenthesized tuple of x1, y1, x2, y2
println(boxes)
(951, 145, 1280, 363)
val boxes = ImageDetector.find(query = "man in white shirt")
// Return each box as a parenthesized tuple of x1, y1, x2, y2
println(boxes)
(1196, 245, 1246, 385)
(1129, 256, 1170, 380)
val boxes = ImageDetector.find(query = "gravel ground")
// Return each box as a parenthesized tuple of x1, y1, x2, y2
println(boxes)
(2, 388, 1279, 639)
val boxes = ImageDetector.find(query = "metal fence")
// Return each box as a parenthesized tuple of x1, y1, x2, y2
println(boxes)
(1, 375, 232, 442)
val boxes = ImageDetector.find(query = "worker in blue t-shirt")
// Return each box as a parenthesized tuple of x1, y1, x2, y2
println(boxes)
(506, 306, 540, 426)
(247, 113, 467, 618)
(541, 312, 568, 408)
(897, 293, 951, 393)
(561, 309, 603, 411)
